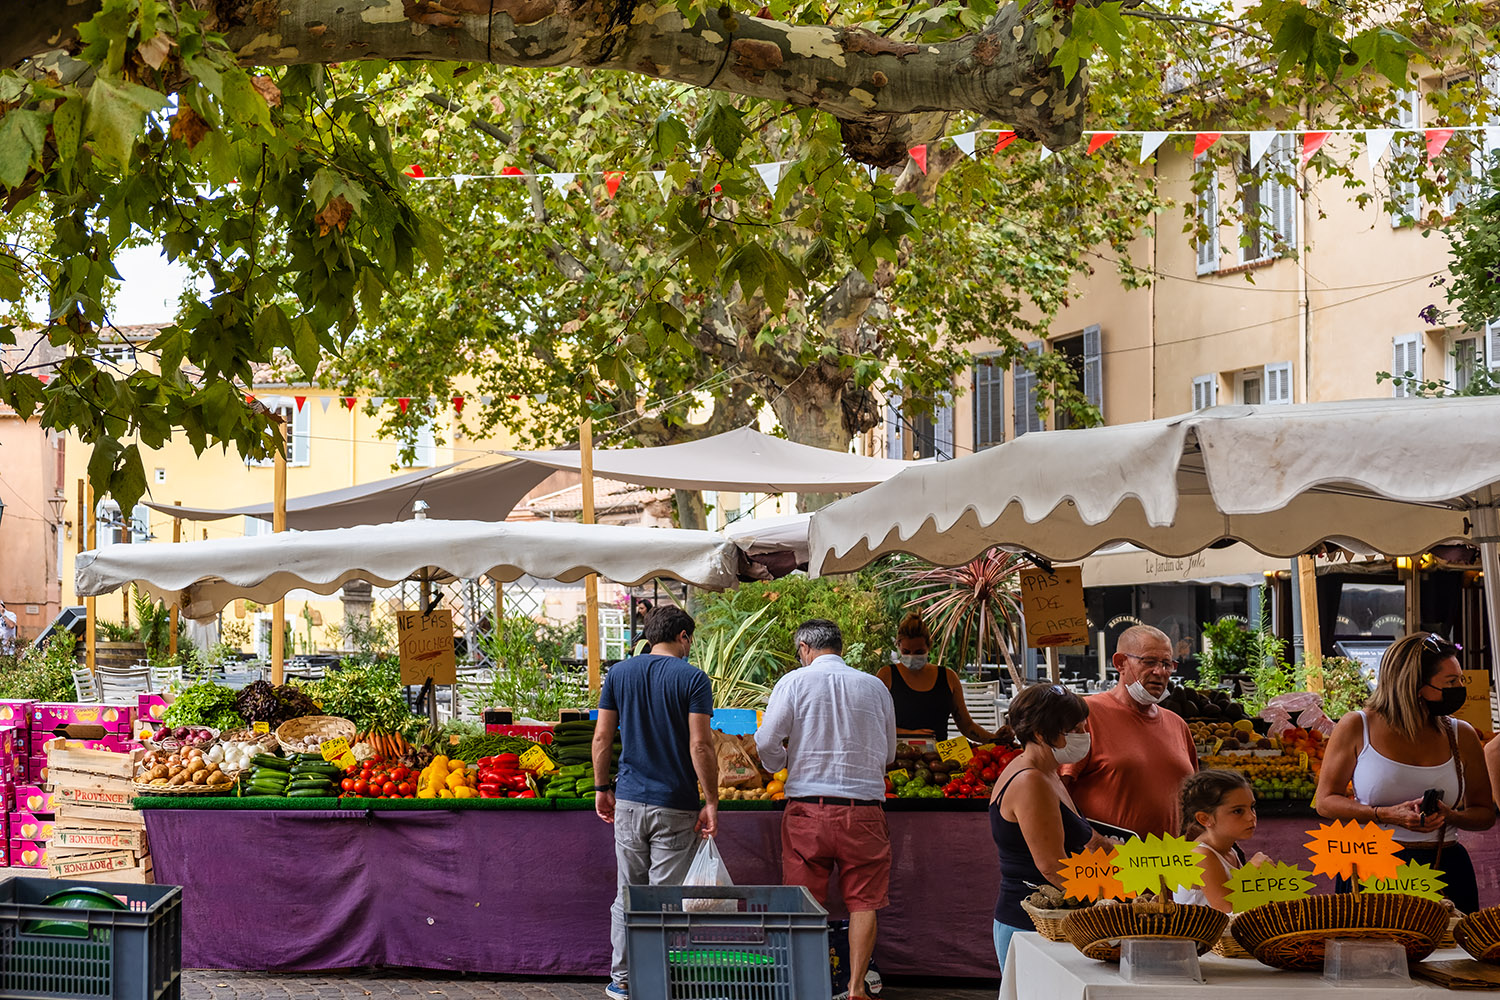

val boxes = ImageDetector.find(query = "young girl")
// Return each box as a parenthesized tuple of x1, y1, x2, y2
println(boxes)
(1172, 769, 1270, 913)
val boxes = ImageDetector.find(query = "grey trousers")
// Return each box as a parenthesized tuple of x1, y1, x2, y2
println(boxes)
(610, 798, 700, 987)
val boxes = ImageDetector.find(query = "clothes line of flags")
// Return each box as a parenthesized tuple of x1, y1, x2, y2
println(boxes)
(401, 123, 1500, 198)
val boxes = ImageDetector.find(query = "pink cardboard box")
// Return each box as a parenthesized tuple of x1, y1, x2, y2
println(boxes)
(9, 841, 45, 868)
(13, 786, 52, 813)
(32, 703, 135, 734)
(9, 814, 52, 841)
(0, 702, 32, 728)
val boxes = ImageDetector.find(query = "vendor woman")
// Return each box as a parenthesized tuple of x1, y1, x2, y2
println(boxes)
(877, 612, 1004, 743)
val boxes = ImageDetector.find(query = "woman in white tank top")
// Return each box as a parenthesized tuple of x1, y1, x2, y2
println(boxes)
(1315, 633, 1494, 913)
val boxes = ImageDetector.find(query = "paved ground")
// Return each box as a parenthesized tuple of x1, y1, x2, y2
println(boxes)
(181, 970, 999, 999)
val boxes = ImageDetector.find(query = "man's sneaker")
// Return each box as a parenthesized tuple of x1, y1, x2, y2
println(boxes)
(604, 983, 628, 999)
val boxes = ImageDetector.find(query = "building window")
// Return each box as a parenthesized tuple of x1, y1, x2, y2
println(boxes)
(246, 397, 311, 467)
(1240, 136, 1297, 263)
(972, 354, 1006, 451)
(1195, 156, 1219, 275)
(1392, 334, 1424, 397)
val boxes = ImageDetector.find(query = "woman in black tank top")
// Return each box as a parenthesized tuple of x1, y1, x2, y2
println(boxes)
(877, 613, 1002, 743)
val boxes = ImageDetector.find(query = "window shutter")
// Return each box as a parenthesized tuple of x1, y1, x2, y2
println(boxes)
(972, 356, 1005, 450)
(885, 395, 903, 459)
(1263, 362, 1293, 404)
(1391, 90, 1420, 226)
(1392, 334, 1422, 396)
(1192, 375, 1217, 411)
(1196, 157, 1219, 275)
(1082, 324, 1103, 419)
(1487, 319, 1500, 370)
(935, 393, 955, 460)
(1014, 342, 1043, 436)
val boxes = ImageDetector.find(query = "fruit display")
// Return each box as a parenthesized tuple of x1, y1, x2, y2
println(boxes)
(133, 746, 235, 788)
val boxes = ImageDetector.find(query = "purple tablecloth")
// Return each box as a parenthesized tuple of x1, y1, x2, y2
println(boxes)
(144, 807, 1008, 977)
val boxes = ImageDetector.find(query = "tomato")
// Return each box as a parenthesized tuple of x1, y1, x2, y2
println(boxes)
(353, 780, 370, 796)
(397, 781, 413, 796)
(382, 781, 397, 797)
(341, 778, 356, 792)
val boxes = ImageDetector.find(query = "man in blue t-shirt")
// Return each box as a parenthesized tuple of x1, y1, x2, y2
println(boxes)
(595, 606, 718, 1000)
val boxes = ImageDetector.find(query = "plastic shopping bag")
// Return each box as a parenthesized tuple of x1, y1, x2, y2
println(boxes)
(682, 836, 737, 912)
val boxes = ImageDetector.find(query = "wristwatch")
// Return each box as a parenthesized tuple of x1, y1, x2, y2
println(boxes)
(592, 783, 616, 792)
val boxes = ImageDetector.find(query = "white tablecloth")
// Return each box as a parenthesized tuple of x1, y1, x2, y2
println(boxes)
(1000, 933, 1470, 1000)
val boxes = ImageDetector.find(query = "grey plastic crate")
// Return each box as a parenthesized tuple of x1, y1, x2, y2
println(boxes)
(624, 884, 830, 1000)
(0, 877, 181, 1000)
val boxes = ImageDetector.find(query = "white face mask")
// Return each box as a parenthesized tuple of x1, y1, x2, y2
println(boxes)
(899, 653, 928, 669)
(1052, 732, 1091, 765)
(1126, 680, 1165, 705)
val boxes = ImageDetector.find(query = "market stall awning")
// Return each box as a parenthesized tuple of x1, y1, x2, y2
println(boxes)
(144, 460, 553, 531)
(502, 426, 914, 493)
(76, 519, 744, 619)
(809, 397, 1499, 576)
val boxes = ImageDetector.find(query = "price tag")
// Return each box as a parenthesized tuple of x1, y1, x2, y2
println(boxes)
(936, 737, 973, 765)
(252, 722, 269, 734)
(519, 745, 556, 774)
(1112, 834, 1206, 896)
(1304, 820, 1402, 881)
(319, 737, 356, 770)
(1224, 861, 1314, 912)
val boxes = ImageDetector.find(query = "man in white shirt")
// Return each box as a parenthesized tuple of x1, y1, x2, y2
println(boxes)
(755, 619, 897, 1000)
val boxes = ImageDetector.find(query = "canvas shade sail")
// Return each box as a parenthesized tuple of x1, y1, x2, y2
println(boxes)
(501, 426, 913, 493)
(809, 398, 1500, 575)
(76, 519, 742, 620)
(144, 460, 553, 531)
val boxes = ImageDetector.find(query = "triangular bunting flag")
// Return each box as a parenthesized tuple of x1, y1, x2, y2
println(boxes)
(1039, 145, 1055, 161)
(1426, 128, 1456, 162)
(951, 132, 977, 157)
(604, 171, 624, 198)
(652, 170, 670, 196)
(404, 165, 425, 178)
(452, 396, 465, 414)
(1139, 132, 1169, 163)
(1086, 132, 1115, 155)
(397, 397, 410, 414)
(294, 396, 306, 412)
(1365, 129, 1396, 173)
(319, 397, 332, 413)
(452, 174, 469, 190)
(342, 397, 356, 410)
(1193, 132, 1222, 158)
(1301, 131, 1330, 168)
(994, 131, 1017, 153)
(547, 172, 575, 195)
(753, 161, 782, 194)
(1249, 131, 1278, 169)
(908, 145, 927, 174)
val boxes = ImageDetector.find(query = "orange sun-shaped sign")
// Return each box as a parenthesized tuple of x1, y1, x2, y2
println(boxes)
(1304, 820, 1402, 881)
(1059, 847, 1131, 902)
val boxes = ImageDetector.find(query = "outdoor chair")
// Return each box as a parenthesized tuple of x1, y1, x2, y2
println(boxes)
(71, 667, 100, 703)
(960, 680, 1002, 732)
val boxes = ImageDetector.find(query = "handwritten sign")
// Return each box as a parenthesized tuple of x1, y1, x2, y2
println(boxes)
(1304, 820, 1402, 881)
(1059, 847, 1130, 901)
(1019, 568, 1088, 647)
(252, 721, 270, 734)
(936, 737, 973, 765)
(397, 609, 457, 685)
(1224, 861, 1314, 912)
(1455, 669, 1493, 738)
(519, 745, 556, 774)
(1360, 860, 1447, 902)
(1113, 834, 1206, 896)
(319, 736, 357, 770)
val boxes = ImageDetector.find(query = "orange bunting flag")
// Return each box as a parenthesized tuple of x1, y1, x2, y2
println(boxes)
(604, 171, 624, 198)
(908, 144, 928, 174)
(293, 396, 306, 412)
(994, 131, 1017, 153)
(1304, 820, 1402, 882)
(1301, 131, 1330, 167)
(1193, 132, 1222, 158)
(396, 397, 410, 414)
(1086, 132, 1115, 155)
(452, 396, 465, 413)
(1426, 128, 1456, 162)
(1058, 847, 1132, 902)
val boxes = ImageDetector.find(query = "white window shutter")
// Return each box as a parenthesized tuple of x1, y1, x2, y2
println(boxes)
(1082, 324, 1103, 419)
(1192, 374, 1217, 411)
(972, 356, 1005, 450)
(1263, 362, 1293, 404)
(885, 395, 903, 459)
(1391, 90, 1420, 226)
(1196, 157, 1219, 275)
(1487, 319, 1500, 370)
(935, 393, 955, 460)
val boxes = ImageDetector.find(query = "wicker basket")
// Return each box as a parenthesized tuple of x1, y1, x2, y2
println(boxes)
(1230, 894, 1447, 971)
(1020, 899, 1079, 942)
(1454, 907, 1500, 963)
(276, 715, 356, 755)
(1062, 901, 1228, 962)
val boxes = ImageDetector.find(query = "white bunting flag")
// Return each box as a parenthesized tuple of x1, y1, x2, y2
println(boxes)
(1139, 132, 1170, 163)
(951, 132, 977, 157)
(452, 174, 470, 190)
(1248, 131, 1278, 169)
(1365, 129, 1396, 173)
(652, 170, 670, 196)
(319, 397, 332, 413)
(547, 172, 576, 196)
(1039, 146, 1055, 162)
(753, 161, 783, 195)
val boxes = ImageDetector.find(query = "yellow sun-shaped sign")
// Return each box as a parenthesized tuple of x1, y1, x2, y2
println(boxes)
(1360, 861, 1447, 903)
(1304, 820, 1402, 881)
(1058, 847, 1129, 902)
(1112, 834, 1206, 898)
(1223, 861, 1315, 913)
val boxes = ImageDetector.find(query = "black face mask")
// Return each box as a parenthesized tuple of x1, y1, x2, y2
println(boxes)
(1425, 686, 1467, 717)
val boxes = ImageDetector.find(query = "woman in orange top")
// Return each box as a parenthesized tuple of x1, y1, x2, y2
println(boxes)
(876, 613, 1003, 744)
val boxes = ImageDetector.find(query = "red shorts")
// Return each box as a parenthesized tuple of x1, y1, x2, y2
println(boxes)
(781, 801, 891, 912)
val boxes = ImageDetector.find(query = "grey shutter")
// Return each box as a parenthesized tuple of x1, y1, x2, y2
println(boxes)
(885, 395, 903, 459)
(1264, 362, 1293, 404)
(972, 356, 1005, 450)
(1196, 157, 1219, 275)
(1082, 324, 1103, 419)
(935, 393, 954, 460)
(1013, 342, 1043, 436)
